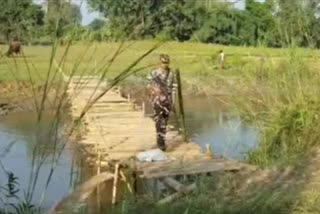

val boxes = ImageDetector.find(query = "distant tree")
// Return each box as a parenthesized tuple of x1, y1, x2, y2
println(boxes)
(307, 0, 320, 47)
(157, 1, 200, 41)
(88, 0, 162, 39)
(193, 2, 246, 45)
(245, 0, 276, 46)
(273, 0, 317, 47)
(45, 0, 82, 38)
(0, 0, 44, 42)
(86, 0, 320, 48)
(88, 19, 106, 31)
(88, 0, 202, 41)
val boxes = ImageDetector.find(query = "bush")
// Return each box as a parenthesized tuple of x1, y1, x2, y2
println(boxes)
(154, 31, 173, 42)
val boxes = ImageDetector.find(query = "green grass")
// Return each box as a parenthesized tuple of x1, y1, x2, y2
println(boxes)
(112, 169, 318, 214)
(1, 41, 319, 83)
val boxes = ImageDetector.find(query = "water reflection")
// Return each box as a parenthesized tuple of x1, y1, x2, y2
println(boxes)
(0, 111, 77, 210)
(183, 96, 259, 160)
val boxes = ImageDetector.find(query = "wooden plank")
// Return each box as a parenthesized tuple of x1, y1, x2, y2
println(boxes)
(140, 160, 249, 179)
(88, 118, 154, 123)
(88, 99, 128, 104)
(143, 160, 236, 175)
(82, 135, 155, 143)
(85, 130, 156, 136)
(138, 159, 226, 171)
(89, 107, 135, 112)
(90, 103, 133, 107)
(92, 112, 149, 118)
(87, 127, 156, 132)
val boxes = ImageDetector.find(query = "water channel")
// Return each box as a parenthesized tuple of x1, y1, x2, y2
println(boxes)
(0, 95, 259, 211)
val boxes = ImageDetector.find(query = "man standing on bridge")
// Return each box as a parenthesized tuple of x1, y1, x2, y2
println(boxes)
(147, 54, 176, 151)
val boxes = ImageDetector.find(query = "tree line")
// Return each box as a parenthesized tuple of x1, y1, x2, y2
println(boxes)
(88, 0, 320, 48)
(0, 0, 81, 44)
(2, 0, 320, 48)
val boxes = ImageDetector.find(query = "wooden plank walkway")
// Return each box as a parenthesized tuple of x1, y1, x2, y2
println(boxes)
(67, 76, 195, 162)
(66, 75, 253, 180)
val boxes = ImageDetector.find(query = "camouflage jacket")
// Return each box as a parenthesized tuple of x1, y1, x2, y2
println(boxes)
(147, 68, 177, 102)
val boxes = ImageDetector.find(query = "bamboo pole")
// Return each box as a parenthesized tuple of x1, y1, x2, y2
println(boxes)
(175, 69, 187, 141)
(132, 171, 138, 194)
(112, 164, 120, 204)
(96, 150, 101, 212)
(163, 177, 184, 192)
(157, 183, 197, 205)
(120, 170, 133, 194)
(142, 101, 146, 118)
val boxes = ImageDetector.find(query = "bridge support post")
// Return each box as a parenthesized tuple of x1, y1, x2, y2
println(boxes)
(175, 69, 187, 141)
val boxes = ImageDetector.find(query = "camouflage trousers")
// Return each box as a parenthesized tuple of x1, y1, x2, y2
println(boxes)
(151, 95, 172, 150)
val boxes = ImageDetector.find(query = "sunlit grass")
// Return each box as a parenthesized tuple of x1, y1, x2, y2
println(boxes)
(1, 41, 320, 84)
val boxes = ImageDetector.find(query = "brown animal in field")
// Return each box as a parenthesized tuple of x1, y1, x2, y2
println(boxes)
(6, 42, 21, 57)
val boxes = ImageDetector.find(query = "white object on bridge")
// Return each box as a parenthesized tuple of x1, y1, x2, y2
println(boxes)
(137, 149, 169, 162)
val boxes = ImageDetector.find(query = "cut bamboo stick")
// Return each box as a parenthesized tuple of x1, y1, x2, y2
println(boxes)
(157, 183, 197, 205)
(96, 150, 102, 212)
(112, 164, 120, 204)
(142, 101, 146, 118)
(163, 177, 184, 192)
(120, 170, 133, 194)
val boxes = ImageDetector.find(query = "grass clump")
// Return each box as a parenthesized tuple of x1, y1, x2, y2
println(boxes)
(115, 173, 300, 214)
(227, 50, 320, 167)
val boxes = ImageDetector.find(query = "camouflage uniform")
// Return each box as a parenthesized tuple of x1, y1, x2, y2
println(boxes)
(147, 66, 176, 151)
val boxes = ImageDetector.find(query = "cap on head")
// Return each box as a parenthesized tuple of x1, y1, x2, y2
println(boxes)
(159, 54, 170, 64)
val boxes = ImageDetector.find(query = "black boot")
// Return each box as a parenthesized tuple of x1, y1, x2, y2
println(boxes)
(157, 136, 166, 151)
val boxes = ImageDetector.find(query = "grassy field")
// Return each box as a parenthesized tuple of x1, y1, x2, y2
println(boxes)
(0, 41, 319, 83)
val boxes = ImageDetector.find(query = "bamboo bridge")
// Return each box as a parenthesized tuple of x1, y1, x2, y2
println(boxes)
(67, 75, 209, 165)
(49, 74, 255, 213)
(65, 74, 255, 178)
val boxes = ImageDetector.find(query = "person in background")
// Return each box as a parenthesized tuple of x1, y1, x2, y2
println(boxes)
(147, 54, 176, 151)
(218, 50, 225, 70)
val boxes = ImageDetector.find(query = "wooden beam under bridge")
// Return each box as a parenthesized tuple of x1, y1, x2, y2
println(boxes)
(137, 158, 257, 179)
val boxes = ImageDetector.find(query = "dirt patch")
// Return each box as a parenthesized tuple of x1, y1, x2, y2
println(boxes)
(0, 82, 68, 116)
